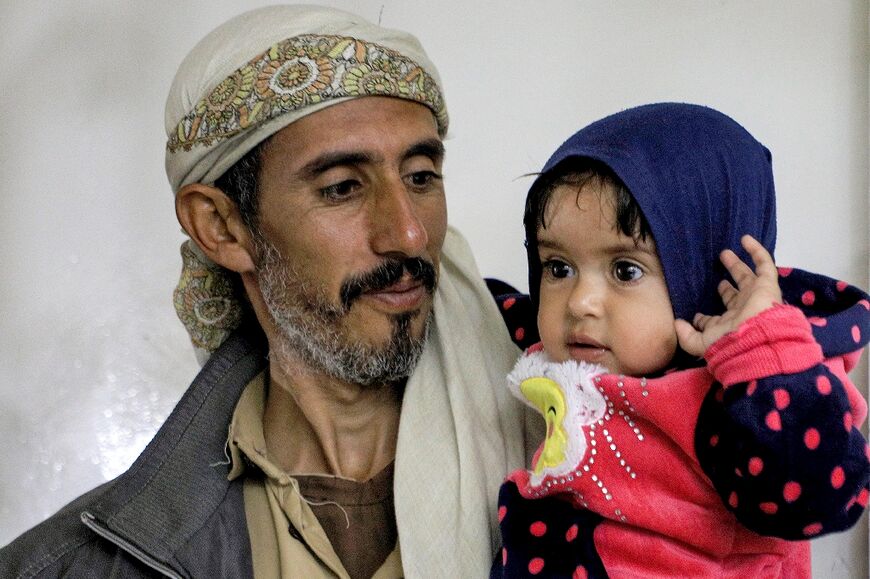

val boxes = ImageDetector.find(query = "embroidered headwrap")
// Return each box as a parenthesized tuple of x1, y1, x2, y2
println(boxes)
(525, 103, 777, 324)
(165, 5, 448, 361)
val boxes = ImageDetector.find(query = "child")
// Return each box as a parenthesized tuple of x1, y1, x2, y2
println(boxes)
(492, 103, 870, 578)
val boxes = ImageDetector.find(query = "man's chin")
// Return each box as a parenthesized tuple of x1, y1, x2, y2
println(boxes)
(267, 296, 436, 386)
(344, 316, 424, 355)
(350, 298, 433, 336)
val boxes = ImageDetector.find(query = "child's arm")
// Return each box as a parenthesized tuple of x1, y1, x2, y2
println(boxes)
(677, 236, 870, 539)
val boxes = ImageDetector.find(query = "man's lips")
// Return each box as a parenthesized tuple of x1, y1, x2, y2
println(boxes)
(340, 257, 436, 311)
(362, 277, 427, 310)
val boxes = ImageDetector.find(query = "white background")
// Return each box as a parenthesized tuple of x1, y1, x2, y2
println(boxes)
(1, 1, 867, 576)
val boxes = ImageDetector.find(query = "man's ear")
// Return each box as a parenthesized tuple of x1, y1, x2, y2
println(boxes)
(175, 183, 256, 273)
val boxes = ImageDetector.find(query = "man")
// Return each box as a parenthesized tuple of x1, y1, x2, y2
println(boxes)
(0, 6, 534, 578)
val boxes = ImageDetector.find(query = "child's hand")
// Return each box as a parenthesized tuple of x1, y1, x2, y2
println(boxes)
(675, 235, 783, 357)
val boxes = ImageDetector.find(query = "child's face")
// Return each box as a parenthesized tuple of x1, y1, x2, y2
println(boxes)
(536, 183, 677, 376)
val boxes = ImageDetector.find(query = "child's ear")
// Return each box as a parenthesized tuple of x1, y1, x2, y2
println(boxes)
(175, 183, 256, 273)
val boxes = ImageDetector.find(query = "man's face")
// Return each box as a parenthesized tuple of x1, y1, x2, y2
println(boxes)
(251, 97, 448, 385)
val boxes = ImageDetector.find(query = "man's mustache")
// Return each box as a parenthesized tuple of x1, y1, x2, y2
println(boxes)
(340, 257, 437, 310)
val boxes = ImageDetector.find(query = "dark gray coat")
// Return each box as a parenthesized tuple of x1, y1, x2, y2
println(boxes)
(0, 325, 266, 578)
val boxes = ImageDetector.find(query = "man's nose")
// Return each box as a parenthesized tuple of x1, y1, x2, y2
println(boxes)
(369, 179, 429, 257)
(567, 275, 605, 319)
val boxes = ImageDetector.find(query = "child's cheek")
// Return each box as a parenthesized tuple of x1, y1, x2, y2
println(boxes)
(538, 302, 558, 360)
(537, 298, 566, 362)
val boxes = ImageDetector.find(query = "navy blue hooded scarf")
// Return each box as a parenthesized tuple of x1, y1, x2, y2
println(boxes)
(525, 103, 777, 325)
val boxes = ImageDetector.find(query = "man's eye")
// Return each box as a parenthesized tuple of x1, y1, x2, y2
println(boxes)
(320, 180, 360, 201)
(542, 259, 574, 279)
(406, 171, 441, 189)
(613, 261, 643, 282)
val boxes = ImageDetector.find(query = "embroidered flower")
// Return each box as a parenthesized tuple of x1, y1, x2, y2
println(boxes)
(173, 242, 243, 351)
(256, 55, 334, 108)
(343, 63, 402, 96)
(195, 66, 256, 128)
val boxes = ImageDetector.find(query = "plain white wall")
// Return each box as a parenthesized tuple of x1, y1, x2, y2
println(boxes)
(1, 1, 867, 576)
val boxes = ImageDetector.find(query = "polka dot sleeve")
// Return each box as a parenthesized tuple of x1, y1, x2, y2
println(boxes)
(780, 268, 870, 371)
(491, 290, 540, 351)
(696, 277, 870, 540)
(492, 481, 607, 578)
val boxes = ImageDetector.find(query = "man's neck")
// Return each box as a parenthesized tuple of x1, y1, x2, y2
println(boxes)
(262, 352, 403, 482)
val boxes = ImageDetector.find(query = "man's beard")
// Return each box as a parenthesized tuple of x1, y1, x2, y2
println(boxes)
(254, 238, 437, 387)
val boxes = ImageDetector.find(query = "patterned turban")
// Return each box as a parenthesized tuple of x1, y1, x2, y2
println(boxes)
(164, 5, 449, 362)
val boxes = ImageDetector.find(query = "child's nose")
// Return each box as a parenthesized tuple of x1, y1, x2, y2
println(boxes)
(567, 276, 605, 318)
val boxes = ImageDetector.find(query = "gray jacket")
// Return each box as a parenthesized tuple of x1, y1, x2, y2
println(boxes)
(0, 325, 266, 578)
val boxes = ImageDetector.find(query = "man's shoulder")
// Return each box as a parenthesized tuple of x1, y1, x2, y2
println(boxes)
(0, 481, 119, 578)
(1, 322, 267, 578)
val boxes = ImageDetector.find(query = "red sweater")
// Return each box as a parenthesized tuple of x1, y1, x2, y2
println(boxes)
(493, 269, 869, 578)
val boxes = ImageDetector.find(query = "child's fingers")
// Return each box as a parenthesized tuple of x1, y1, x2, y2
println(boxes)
(741, 234, 778, 280)
(675, 319, 705, 357)
(717, 279, 739, 308)
(720, 248, 757, 287)
(741, 234, 766, 256)
(692, 312, 713, 331)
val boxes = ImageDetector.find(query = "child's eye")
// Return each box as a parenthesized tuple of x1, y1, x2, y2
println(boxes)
(613, 260, 643, 282)
(542, 259, 574, 279)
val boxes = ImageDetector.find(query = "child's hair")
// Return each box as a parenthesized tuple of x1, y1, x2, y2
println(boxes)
(524, 157, 652, 246)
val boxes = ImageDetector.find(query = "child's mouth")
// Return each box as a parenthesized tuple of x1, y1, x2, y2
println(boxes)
(567, 338, 608, 362)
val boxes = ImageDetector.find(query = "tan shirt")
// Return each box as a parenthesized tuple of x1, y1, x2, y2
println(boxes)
(227, 372, 404, 579)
